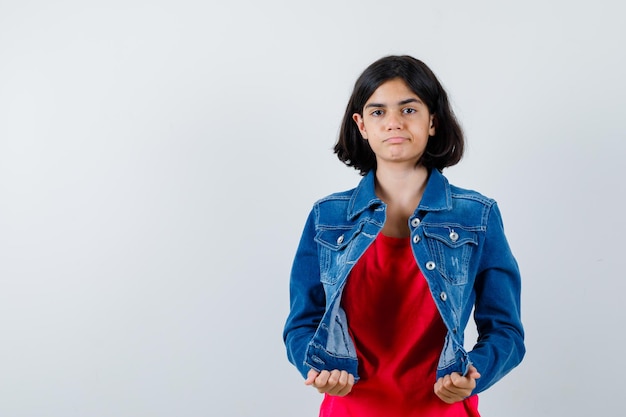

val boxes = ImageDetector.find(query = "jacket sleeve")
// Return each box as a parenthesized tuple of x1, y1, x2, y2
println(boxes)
(282, 208, 326, 379)
(468, 202, 525, 394)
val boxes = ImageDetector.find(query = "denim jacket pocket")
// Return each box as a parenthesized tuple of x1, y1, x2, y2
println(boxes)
(315, 224, 362, 285)
(423, 225, 478, 285)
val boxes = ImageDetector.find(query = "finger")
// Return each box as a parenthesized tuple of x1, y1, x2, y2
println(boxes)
(327, 369, 342, 386)
(313, 370, 331, 389)
(304, 369, 319, 386)
(435, 388, 462, 404)
(328, 371, 354, 396)
(434, 380, 457, 404)
(450, 372, 463, 386)
(439, 379, 460, 397)
(437, 374, 473, 402)
(335, 373, 355, 397)
(450, 372, 477, 390)
(438, 376, 455, 397)
(325, 370, 346, 394)
(442, 373, 455, 389)
(466, 365, 481, 380)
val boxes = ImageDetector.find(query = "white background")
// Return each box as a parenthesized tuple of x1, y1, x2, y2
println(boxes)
(1, 1, 624, 416)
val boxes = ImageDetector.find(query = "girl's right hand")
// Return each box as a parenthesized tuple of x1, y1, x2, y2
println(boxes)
(305, 369, 354, 397)
(434, 365, 481, 404)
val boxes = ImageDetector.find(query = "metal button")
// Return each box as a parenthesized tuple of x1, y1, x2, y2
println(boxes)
(440, 292, 448, 301)
(412, 235, 420, 244)
(449, 231, 459, 242)
(426, 261, 436, 270)
(336, 235, 344, 244)
(411, 218, 421, 227)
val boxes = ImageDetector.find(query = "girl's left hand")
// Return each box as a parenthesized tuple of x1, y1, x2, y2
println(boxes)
(434, 365, 481, 404)
(305, 369, 354, 397)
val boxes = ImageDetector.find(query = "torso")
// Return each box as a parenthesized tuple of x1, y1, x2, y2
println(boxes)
(319, 234, 480, 417)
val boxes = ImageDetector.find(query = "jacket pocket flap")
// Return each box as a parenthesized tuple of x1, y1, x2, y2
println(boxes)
(423, 226, 478, 248)
(315, 224, 362, 251)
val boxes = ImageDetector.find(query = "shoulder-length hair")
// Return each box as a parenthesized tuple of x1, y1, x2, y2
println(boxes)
(334, 55, 464, 175)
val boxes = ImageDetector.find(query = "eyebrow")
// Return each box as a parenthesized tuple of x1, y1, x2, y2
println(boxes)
(364, 98, 422, 109)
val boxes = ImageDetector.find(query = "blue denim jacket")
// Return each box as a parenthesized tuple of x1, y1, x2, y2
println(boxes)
(283, 169, 524, 394)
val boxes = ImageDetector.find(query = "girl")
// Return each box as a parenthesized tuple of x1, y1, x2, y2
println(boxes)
(283, 55, 524, 416)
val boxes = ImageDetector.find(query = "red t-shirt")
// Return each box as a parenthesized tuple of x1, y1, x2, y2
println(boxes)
(319, 234, 479, 417)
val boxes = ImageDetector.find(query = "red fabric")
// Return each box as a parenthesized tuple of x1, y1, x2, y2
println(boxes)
(320, 234, 479, 417)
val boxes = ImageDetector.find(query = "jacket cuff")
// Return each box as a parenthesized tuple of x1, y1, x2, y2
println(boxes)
(304, 343, 360, 381)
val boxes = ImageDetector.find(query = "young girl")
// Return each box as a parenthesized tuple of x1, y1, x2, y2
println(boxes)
(283, 55, 525, 416)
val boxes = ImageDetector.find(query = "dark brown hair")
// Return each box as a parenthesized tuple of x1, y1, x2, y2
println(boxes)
(334, 55, 464, 175)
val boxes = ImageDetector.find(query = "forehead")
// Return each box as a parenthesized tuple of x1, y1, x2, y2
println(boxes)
(366, 78, 422, 104)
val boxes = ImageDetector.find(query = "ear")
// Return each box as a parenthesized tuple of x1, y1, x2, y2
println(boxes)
(429, 115, 436, 136)
(352, 113, 367, 139)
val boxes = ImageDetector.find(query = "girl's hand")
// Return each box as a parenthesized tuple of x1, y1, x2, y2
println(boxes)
(434, 365, 481, 404)
(305, 369, 354, 397)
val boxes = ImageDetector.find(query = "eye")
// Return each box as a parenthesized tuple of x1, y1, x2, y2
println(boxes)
(370, 109, 384, 117)
(403, 107, 417, 114)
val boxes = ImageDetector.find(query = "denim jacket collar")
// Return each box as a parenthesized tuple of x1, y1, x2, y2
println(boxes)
(348, 168, 452, 220)
(347, 171, 381, 220)
(418, 169, 452, 212)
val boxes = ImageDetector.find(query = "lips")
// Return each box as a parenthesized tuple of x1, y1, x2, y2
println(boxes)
(384, 137, 408, 144)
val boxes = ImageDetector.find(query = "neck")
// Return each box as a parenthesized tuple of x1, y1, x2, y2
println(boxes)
(374, 164, 429, 206)
(374, 163, 429, 238)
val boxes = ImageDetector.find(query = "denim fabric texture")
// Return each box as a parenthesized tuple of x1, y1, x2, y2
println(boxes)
(283, 169, 525, 394)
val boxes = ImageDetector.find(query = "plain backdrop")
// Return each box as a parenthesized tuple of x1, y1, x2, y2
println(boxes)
(1, 1, 625, 416)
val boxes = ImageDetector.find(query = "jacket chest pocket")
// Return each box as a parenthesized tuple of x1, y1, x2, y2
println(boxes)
(423, 226, 478, 285)
(315, 225, 362, 285)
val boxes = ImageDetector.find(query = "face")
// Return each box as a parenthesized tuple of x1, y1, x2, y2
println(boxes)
(353, 78, 435, 169)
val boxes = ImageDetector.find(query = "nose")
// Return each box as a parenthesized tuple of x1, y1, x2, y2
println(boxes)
(385, 111, 403, 130)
